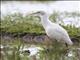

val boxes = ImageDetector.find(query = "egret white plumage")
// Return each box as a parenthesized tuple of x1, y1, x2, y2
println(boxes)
(31, 11, 73, 46)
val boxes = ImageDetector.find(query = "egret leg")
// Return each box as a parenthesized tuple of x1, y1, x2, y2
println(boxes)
(65, 43, 68, 47)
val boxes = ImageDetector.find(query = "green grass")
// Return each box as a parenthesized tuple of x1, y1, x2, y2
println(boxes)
(1, 11, 80, 60)
(1, 13, 44, 33)
(1, 39, 79, 60)
(1, 12, 80, 36)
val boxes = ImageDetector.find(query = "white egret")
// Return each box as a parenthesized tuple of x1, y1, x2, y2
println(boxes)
(31, 11, 73, 46)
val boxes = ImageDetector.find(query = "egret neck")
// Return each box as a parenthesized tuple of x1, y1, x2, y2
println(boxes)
(40, 14, 52, 29)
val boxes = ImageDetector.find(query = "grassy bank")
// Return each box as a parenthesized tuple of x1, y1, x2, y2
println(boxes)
(1, 11, 80, 60)
(1, 12, 80, 37)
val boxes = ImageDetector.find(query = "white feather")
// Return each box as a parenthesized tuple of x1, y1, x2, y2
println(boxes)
(32, 11, 73, 45)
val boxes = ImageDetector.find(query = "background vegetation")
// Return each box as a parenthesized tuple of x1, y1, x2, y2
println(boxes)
(1, 11, 80, 60)
(1, 11, 80, 36)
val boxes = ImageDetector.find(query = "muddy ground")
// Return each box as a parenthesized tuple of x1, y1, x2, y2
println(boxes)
(0, 32, 80, 45)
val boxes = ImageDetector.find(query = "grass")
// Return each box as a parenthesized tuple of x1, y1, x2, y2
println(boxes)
(1, 11, 80, 35)
(1, 13, 44, 33)
(1, 39, 79, 60)
(1, 11, 80, 60)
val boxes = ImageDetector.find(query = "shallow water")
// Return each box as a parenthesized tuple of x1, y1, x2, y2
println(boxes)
(1, 1, 80, 27)
(1, 1, 80, 16)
